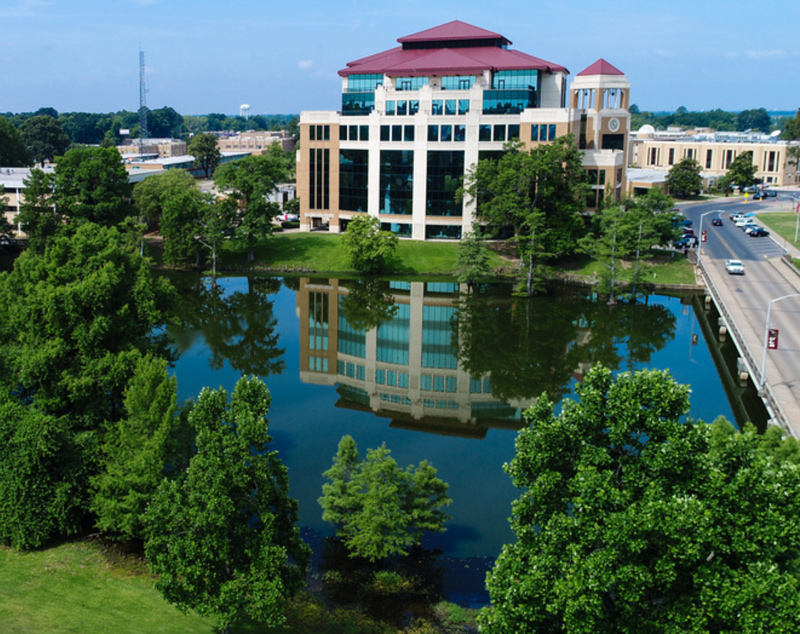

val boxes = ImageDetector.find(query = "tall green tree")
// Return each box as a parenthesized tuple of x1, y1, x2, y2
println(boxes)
(736, 107, 771, 133)
(19, 114, 70, 166)
(0, 116, 32, 166)
(781, 107, 800, 140)
(723, 151, 758, 191)
(341, 215, 398, 273)
(481, 365, 800, 633)
(459, 137, 589, 296)
(91, 354, 181, 541)
(455, 231, 492, 289)
(52, 146, 132, 226)
(319, 437, 451, 562)
(0, 223, 174, 427)
(133, 169, 198, 227)
(160, 186, 204, 266)
(144, 376, 310, 633)
(665, 157, 703, 197)
(17, 168, 59, 253)
(188, 132, 221, 178)
(213, 146, 292, 261)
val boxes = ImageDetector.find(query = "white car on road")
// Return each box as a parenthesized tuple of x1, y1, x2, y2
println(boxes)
(726, 259, 745, 275)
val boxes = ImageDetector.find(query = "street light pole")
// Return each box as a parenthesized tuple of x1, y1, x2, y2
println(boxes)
(759, 293, 800, 392)
(696, 210, 721, 269)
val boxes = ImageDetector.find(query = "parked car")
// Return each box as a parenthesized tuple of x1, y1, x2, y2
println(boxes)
(674, 236, 698, 249)
(749, 227, 770, 237)
(726, 259, 745, 275)
(276, 212, 299, 222)
(711, 218, 723, 226)
(753, 191, 765, 200)
(731, 213, 747, 222)
(683, 228, 695, 236)
(735, 218, 755, 228)
(765, 190, 777, 198)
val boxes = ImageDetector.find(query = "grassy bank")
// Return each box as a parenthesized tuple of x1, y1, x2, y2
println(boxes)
(1, 540, 478, 634)
(0, 542, 218, 633)
(756, 213, 800, 249)
(153, 232, 697, 286)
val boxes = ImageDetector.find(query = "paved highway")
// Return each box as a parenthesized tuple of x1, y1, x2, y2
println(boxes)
(679, 196, 800, 435)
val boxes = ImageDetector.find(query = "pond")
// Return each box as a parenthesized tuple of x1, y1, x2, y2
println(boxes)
(164, 274, 742, 605)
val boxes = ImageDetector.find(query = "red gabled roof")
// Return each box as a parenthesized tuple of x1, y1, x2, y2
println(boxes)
(577, 58, 624, 77)
(398, 20, 510, 45)
(338, 21, 567, 77)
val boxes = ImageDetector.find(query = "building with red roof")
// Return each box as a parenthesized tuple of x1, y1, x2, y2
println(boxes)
(298, 21, 631, 239)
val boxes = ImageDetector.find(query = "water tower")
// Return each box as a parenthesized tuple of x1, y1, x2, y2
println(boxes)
(239, 103, 250, 119)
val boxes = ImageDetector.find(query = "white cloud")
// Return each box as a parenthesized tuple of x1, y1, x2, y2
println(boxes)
(653, 49, 676, 59)
(744, 50, 786, 60)
(297, 59, 314, 70)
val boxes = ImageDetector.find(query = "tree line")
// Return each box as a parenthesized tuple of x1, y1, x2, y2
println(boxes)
(630, 105, 777, 133)
(0, 107, 299, 168)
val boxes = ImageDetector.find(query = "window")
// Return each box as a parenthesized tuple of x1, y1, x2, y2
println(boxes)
(549, 124, 556, 141)
(649, 147, 658, 166)
(458, 99, 470, 115)
(348, 74, 383, 92)
(668, 148, 675, 166)
(409, 100, 419, 115)
(531, 124, 539, 141)
(440, 125, 452, 142)
(386, 100, 395, 115)
(454, 125, 466, 142)
(379, 150, 414, 215)
(339, 126, 347, 141)
(340, 150, 368, 212)
(445, 100, 456, 115)
(724, 149, 735, 169)
(479, 125, 492, 142)
(404, 125, 414, 142)
(396, 76, 429, 91)
(493, 125, 506, 142)
(508, 124, 520, 140)
(492, 69, 538, 90)
(349, 125, 358, 141)
(441, 75, 475, 90)
(428, 125, 438, 142)
(342, 93, 375, 116)
(380, 125, 390, 141)
(392, 125, 402, 142)
(427, 151, 465, 217)
(432, 100, 443, 115)
(397, 100, 408, 116)
(359, 125, 369, 141)
(706, 149, 713, 169)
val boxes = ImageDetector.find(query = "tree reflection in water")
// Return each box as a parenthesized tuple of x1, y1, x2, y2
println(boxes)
(452, 284, 677, 403)
(166, 274, 286, 377)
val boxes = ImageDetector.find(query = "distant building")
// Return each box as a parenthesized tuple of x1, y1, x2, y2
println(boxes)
(630, 126, 800, 190)
(0, 166, 56, 234)
(297, 20, 632, 239)
(118, 138, 187, 160)
(216, 130, 296, 154)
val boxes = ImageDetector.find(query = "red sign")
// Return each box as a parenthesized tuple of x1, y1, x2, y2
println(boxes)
(701, 230, 708, 243)
(768, 329, 779, 350)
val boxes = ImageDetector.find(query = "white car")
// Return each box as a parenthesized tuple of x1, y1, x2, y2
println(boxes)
(725, 259, 745, 275)
(735, 218, 755, 228)
(277, 213, 299, 222)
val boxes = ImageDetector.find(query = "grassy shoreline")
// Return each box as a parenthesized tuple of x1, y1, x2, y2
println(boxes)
(149, 232, 699, 288)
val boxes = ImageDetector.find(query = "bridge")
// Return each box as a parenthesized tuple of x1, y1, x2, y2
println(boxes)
(687, 198, 800, 437)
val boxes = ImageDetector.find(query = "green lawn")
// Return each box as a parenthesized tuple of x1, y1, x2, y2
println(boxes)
(0, 542, 219, 633)
(219, 232, 511, 276)
(556, 251, 697, 286)
(756, 213, 800, 248)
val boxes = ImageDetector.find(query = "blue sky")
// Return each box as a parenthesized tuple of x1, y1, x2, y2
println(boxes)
(2, 0, 798, 116)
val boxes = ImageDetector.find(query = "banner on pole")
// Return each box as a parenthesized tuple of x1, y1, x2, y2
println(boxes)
(768, 328, 779, 350)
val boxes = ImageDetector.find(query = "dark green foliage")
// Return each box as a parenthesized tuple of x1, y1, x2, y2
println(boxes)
(338, 278, 399, 331)
(188, 132, 221, 178)
(781, 107, 800, 140)
(144, 376, 310, 631)
(0, 398, 94, 550)
(341, 215, 399, 273)
(736, 107, 772, 133)
(722, 151, 759, 190)
(160, 186, 204, 265)
(455, 231, 492, 288)
(320, 436, 451, 562)
(19, 114, 70, 166)
(0, 116, 32, 166)
(0, 223, 174, 427)
(482, 365, 800, 633)
(666, 157, 703, 197)
(52, 146, 133, 226)
(459, 137, 589, 295)
(133, 169, 198, 227)
(213, 147, 292, 261)
(91, 354, 181, 541)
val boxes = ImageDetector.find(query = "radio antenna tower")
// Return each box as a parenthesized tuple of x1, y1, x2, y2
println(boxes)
(138, 49, 149, 154)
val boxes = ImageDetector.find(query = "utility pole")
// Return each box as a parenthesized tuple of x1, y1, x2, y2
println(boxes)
(139, 49, 148, 156)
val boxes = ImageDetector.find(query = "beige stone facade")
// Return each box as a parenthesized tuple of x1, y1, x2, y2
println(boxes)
(118, 138, 187, 159)
(216, 130, 296, 154)
(630, 131, 800, 189)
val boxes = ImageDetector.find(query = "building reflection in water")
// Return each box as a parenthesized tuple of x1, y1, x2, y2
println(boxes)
(296, 278, 596, 438)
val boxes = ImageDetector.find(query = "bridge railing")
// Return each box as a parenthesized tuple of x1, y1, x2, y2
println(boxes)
(697, 259, 795, 437)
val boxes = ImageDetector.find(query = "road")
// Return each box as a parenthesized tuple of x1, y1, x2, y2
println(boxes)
(679, 196, 800, 435)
